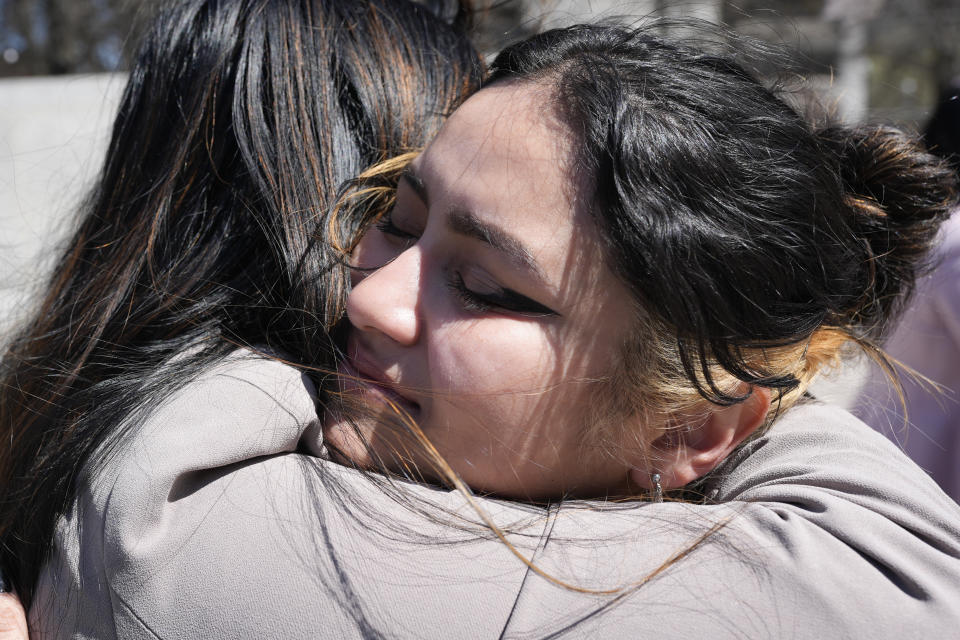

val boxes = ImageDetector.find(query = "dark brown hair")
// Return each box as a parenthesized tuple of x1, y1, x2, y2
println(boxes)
(0, 0, 481, 607)
(486, 24, 958, 428)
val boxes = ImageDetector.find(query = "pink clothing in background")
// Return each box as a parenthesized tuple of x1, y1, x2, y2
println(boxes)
(855, 211, 960, 503)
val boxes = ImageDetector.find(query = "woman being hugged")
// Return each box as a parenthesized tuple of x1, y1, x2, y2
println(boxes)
(336, 23, 959, 501)
(326, 22, 960, 636)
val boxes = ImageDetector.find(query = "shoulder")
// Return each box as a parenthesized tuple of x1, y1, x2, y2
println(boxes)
(711, 401, 960, 539)
(114, 348, 318, 470)
(713, 400, 957, 508)
(515, 403, 960, 638)
(33, 349, 324, 636)
(94, 348, 322, 537)
(710, 401, 960, 633)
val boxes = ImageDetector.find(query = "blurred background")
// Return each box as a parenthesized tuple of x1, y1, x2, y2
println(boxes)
(2, 0, 960, 403)
(5, 1, 959, 119)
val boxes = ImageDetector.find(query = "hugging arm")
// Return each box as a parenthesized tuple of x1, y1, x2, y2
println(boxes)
(30, 352, 537, 638)
(32, 352, 960, 638)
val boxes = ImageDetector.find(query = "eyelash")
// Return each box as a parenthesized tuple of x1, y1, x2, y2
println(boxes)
(447, 273, 556, 317)
(375, 213, 417, 242)
(375, 212, 557, 318)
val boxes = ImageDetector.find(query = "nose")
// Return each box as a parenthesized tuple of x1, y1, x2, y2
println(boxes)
(346, 246, 421, 346)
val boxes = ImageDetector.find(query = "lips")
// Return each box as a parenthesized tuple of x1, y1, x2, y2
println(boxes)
(341, 338, 421, 419)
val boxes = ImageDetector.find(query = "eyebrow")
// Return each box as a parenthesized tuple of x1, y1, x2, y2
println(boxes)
(402, 167, 547, 281)
(448, 208, 546, 281)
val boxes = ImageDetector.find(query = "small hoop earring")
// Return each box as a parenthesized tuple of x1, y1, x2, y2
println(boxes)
(651, 473, 663, 503)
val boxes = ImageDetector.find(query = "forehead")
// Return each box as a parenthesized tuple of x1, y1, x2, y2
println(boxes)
(414, 81, 635, 339)
(413, 82, 589, 258)
(424, 81, 571, 169)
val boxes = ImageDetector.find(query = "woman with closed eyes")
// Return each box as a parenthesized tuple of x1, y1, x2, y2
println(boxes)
(319, 23, 960, 636)
(324, 36, 958, 507)
(3, 4, 960, 638)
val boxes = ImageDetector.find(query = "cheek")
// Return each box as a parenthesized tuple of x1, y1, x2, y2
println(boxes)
(425, 317, 605, 468)
(424, 318, 600, 441)
(429, 319, 559, 395)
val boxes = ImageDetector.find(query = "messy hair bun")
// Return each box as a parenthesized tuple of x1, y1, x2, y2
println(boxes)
(818, 125, 957, 337)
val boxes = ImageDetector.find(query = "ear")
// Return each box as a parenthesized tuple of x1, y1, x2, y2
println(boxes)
(629, 385, 771, 491)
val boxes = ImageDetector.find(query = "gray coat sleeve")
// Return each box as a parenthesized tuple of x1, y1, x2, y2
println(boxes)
(504, 402, 960, 638)
(31, 353, 960, 639)
(31, 352, 538, 639)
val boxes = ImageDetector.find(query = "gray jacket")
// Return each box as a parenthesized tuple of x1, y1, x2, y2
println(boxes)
(31, 350, 960, 638)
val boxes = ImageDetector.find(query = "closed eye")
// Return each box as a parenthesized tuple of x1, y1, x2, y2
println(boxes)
(448, 272, 558, 317)
(375, 211, 419, 244)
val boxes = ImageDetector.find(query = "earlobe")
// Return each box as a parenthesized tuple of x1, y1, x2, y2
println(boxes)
(632, 385, 771, 491)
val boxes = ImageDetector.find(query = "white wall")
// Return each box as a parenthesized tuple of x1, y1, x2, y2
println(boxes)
(0, 73, 125, 335)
